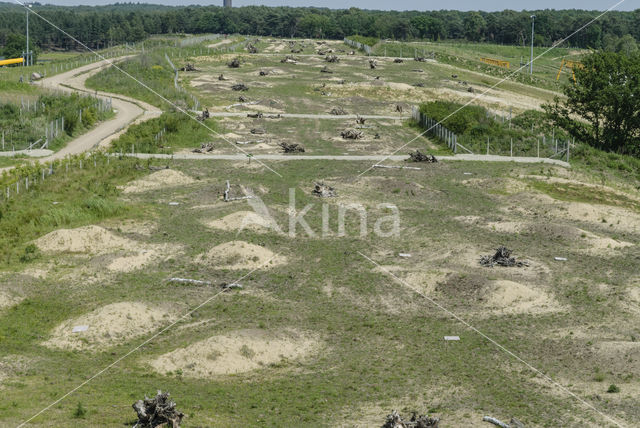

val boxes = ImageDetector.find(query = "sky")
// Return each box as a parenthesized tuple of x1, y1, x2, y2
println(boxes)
(34, 0, 638, 12)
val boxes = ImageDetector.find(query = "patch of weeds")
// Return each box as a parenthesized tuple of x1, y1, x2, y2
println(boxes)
(73, 402, 87, 418)
(607, 384, 620, 393)
(239, 344, 255, 359)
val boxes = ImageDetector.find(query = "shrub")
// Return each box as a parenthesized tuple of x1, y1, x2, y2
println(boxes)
(73, 402, 86, 418)
(607, 384, 620, 393)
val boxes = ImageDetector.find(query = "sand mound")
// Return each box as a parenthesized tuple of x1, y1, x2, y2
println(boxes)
(121, 169, 195, 194)
(43, 302, 172, 351)
(0, 291, 21, 311)
(205, 211, 276, 233)
(149, 329, 317, 377)
(35, 225, 135, 254)
(486, 280, 559, 314)
(196, 240, 285, 270)
(454, 216, 524, 233)
(577, 229, 633, 254)
(34, 225, 179, 272)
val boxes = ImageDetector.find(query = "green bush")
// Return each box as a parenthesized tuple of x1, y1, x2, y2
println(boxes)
(81, 107, 98, 128)
(73, 402, 86, 418)
(607, 384, 620, 393)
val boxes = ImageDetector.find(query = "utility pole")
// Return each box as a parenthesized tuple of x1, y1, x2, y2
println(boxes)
(530, 15, 536, 75)
(25, 3, 32, 66)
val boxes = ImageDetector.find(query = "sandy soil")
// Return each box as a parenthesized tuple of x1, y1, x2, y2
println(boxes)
(35, 225, 135, 254)
(121, 169, 196, 194)
(204, 211, 277, 233)
(196, 240, 285, 270)
(486, 280, 561, 315)
(0, 291, 21, 311)
(34, 225, 181, 272)
(149, 329, 317, 377)
(42, 302, 173, 351)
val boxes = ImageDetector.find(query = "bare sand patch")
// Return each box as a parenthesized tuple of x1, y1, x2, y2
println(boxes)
(121, 169, 196, 194)
(204, 211, 277, 233)
(35, 225, 134, 254)
(0, 290, 21, 311)
(196, 240, 285, 270)
(107, 243, 180, 273)
(486, 280, 560, 314)
(207, 39, 234, 49)
(149, 329, 317, 377)
(576, 229, 633, 255)
(35, 225, 180, 272)
(43, 302, 173, 351)
(554, 201, 640, 234)
(454, 216, 525, 234)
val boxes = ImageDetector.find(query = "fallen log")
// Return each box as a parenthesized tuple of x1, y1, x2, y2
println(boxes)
(279, 142, 305, 153)
(483, 416, 510, 428)
(479, 247, 528, 268)
(341, 129, 364, 139)
(231, 83, 249, 91)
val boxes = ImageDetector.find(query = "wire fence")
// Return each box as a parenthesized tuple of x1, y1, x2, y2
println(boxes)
(1, 95, 113, 152)
(412, 106, 571, 160)
(344, 38, 372, 55)
(0, 152, 124, 205)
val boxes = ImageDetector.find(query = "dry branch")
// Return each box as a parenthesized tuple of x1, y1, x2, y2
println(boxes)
(132, 391, 184, 428)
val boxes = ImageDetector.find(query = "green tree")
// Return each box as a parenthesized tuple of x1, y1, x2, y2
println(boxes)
(544, 51, 640, 155)
(2, 33, 37, 61)
(616, 34, 638, 56)
(463, 12, 486, 42)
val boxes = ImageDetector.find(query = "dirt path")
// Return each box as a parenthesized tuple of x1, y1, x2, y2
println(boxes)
(122, 152, 570, 167)
(36, 58, 161, 161)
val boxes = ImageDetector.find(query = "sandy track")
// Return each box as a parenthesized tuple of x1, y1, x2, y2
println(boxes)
(36, 58, 162, 161)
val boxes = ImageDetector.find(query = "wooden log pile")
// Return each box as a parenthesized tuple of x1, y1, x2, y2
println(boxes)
(281, 55, 297, 64)
(132, 391, 184, 428)
(394, 58, 404, 63)
(407, 150, 437, 163)
(192, 143, 214, 153)
(279, 142, 305, 153)
(227, 57, 241, 68)
(247, 112, 263, 118)
(479, 247, 528, 268)
(231, 83, 249, 91)
(325, 55, 340, 63)
(382, 410, 440, 428)
(330, 106, 348, 115)
(179, 63, 198, 72)
(312, 182, 336, 198)
(369, 59, 378, 69)
(356, 115, 366, 125)
(341, 129, 364, 139)
(246, 43, 258, 54)
(251, 127, 266, 135)
(197, 108, 210, 121)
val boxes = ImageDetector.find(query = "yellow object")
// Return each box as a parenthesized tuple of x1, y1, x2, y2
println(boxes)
(0, 57, 25, 66)
(480, 57, 510, 69)
(556, 59, 583, 82)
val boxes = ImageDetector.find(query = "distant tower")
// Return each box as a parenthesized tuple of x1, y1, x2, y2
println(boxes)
(224, 0, 232, 7)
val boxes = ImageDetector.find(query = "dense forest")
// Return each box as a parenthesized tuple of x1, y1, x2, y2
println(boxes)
(0, 2, 638, 52)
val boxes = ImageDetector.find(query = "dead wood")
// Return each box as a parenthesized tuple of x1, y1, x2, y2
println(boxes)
(415, 57, 427, 62)
(231, 83, 249, 91)
(227, 58, 241, 68)
(394, 58, 404, 63)
(281, 55, 297, 64)
(312, 182, 336, 198)
(246, 44, 258, 54)
(395, 104, 404, 113)
(414, 82, 426, 87)
(468, 87, 475, 93)
(341, 129, 364, 139)
(247, 112, 263, 118)
(238, 95, 248, 103)
(179, 63, 198, 72)
(132, 391, 184, 428)
(356, 115, 366, 125)
(369, 59, 378, 69)
(259, 70, 269, 76)
(197, 108, 210, 121)
(218, 74, 228, 81)
(279, 142, 305, 153)
(479, 247, 528, 268)
(320, 65, 333, 73)
(192, 143, 214, 153)
(251, 127, 266, 135)
(325, 55, 340, 63)
(407, 150, 437, 163)
(382, 410, 440, 428)
(330, 106, 348, 115)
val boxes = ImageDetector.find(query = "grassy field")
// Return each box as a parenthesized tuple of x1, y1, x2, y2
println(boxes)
(0, 154, 639, 427)
(1, 36, 639, 428)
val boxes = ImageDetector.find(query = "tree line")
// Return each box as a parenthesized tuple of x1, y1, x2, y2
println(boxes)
(0, 2, 638, 52)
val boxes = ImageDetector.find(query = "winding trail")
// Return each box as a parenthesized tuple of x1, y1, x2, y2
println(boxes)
(37, 58, 162, 161)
